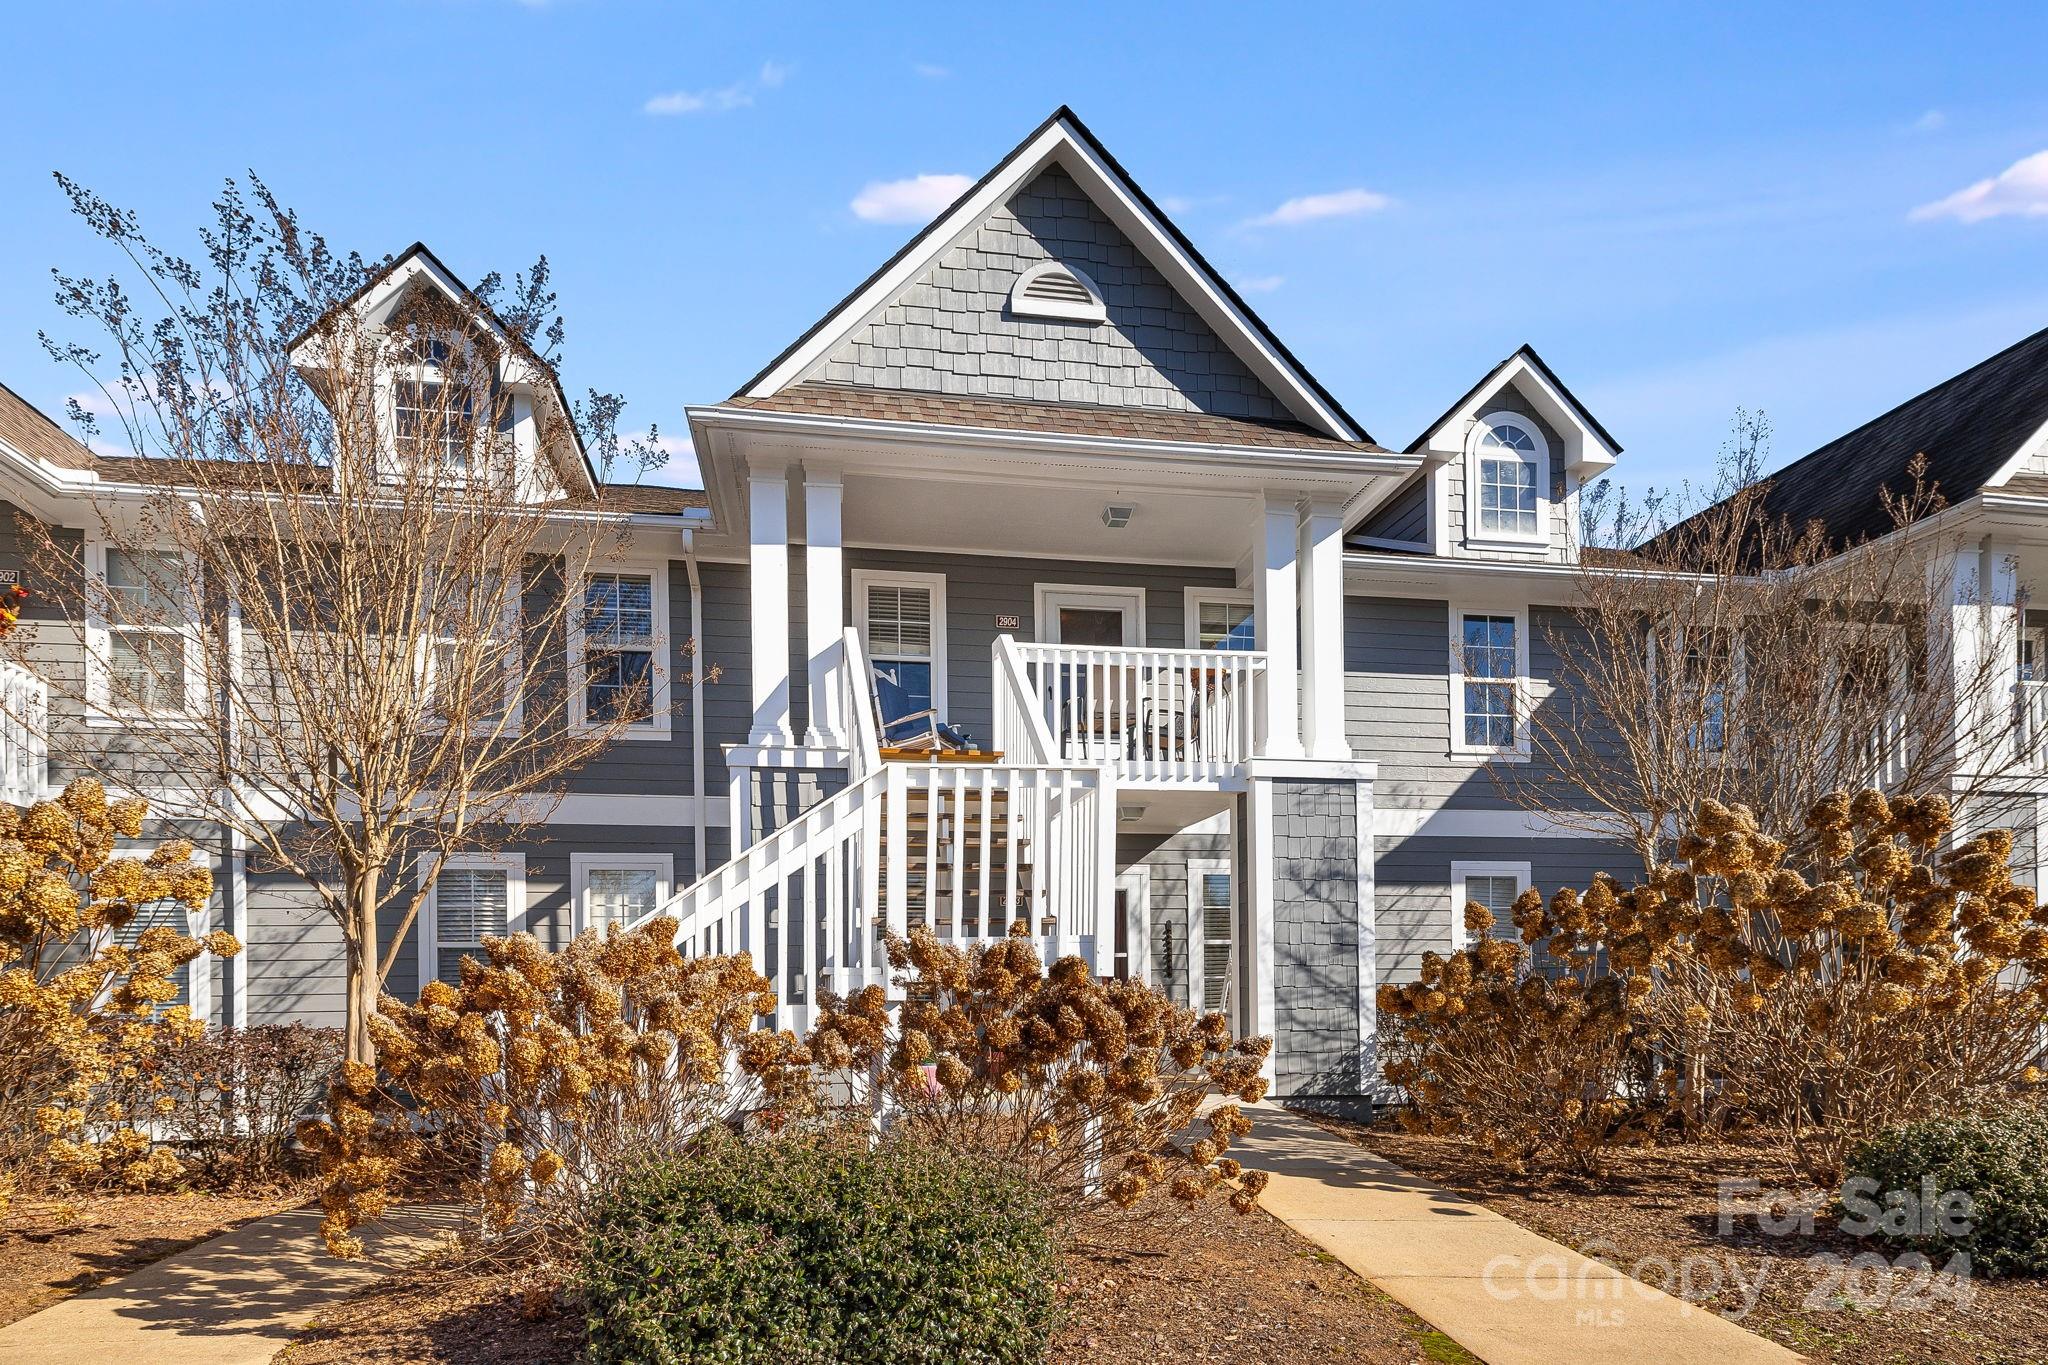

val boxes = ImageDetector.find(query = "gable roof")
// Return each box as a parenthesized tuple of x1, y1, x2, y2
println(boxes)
(0, 381, 96, 471)
(1406, 343, 1621, 460)
(738, 106, 1371, 444)
(287, 242, 599, 497)
(1654, 321, 2048, 551)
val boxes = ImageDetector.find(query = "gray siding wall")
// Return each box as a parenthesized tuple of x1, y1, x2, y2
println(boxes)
(1271, 780, 1363, 1100)
(1356, 474, 1427, 545)
(1374, 834, 1637, 985)
(814, 167, 1286, 419)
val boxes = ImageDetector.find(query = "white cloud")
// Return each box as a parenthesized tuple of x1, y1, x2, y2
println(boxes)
(913, 62, 950, 79)
(629, 431, 702, 490)
(1158, 195, 1192, 214)
(643, 60, 790, 117)
(1234, 274, 1285, 294)
(1909, 149, 2048, 223)
(849, 173, 973, 225)
(1911, 109, 1947, 133)
(1245, 187, 1391, 228)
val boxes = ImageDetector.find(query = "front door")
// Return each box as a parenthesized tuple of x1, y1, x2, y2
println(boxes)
(1038, 586, 1142, 646)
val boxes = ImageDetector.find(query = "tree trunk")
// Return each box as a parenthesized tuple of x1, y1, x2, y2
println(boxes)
(344, 874, 381, 1067)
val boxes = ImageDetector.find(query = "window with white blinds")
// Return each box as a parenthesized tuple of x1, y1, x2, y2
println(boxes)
(434, 866, 508, 984)
(1454, 863, 1530, 946)
(118, 896, 194, 1007)
(583, 573, 656, 724)
(1194, 865, 1233, 1014)
(858, 574, 945, 724)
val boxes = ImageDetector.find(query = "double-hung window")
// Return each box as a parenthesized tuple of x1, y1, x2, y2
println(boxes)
(583, 573, 657, 726)
(394, 379, 473, 472)
(856, 572, 945, 726)
(103, 547, 195, 716)
(1456, 611, 1521, 751)
(422, 854, 522, 989)
(1186, 592, 1256, 651)
(1453, 861, 1531, 946)
(425, 572, 516, 731)
(1189, 859, 1234, 1015)
(1466, 415, 1547, 546)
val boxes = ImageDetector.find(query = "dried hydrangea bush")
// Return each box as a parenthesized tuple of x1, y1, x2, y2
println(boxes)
(1380, 790, 2048, 1181)
(299, 917, 780, 1259)
(766, 925, 1272, 1220)
(0, 779, 234, 1208)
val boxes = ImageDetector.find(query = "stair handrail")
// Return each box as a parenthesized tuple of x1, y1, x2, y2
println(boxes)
(841, 625, 883, 781)
(992, 634, 1058, 765)
(625, 768, 883, 951)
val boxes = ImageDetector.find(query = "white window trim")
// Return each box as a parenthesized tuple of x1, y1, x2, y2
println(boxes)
(1462, 410, 1550, 552)
(419, 574, 525, 737)
(417, 851, 525, 995)
(570, 851, 674, 936)
(853, 568, 949, 718)
(1182, 587, 1255, 650)
(83, 534, 206, 728)
(1451, 859, 1531, 948)
(1034, 583, 1146, 646)
(1188, 856, 1232, 1016)
(1448, 603, 1532, 760)
(1115, 864, 1151, 984)
(568, 564, 672, 740)
(1008, 260, 1108, 323)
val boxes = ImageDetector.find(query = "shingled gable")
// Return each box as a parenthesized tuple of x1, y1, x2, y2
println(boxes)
(1651, 321, 2048, 553)
(736, 106, 1373, 447)
(286, 242, 599, 499)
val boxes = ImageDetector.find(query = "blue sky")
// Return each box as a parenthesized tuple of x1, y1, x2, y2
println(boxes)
(5, 1, 2048, 494)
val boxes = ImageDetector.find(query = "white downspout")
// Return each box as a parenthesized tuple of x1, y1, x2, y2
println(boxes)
(684, 530, 708, 883)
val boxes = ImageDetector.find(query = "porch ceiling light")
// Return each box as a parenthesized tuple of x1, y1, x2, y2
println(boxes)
(1102, 502, 1135, 529)
(1117, 803, 1148, 823)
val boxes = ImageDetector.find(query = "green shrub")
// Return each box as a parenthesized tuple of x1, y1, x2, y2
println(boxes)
(1842, 1107, 2048, 1277)
(578, 1126, 1058, 1364)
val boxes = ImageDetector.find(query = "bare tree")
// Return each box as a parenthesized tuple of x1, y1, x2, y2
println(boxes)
(1499, 413, 2020, 875)
(12, 176, 691, 1064)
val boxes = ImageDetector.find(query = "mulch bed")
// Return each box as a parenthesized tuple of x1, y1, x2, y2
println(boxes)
(1329, 1118, 2048, 1365)
(0, 1188, 308, 1327)
(279, 1193, 1459, 1363)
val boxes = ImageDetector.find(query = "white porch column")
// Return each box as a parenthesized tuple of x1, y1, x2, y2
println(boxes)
(802, 464, 845, 749)
(1939, 538, 2021, 773)
(1298, 498, 1350, 760)
(1252, 492, 1303, 759)
(747, 457, 794, 747)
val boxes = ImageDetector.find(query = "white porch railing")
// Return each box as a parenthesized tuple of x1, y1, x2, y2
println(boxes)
(1004, 639, 1266, 781)
(0, 661, 47, 808)
(632, 756, 1114, 1036)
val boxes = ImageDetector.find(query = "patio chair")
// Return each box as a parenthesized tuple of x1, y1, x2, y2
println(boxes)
(873, 667, 973, 752)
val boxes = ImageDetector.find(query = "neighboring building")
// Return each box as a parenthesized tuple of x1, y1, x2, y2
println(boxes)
(4, 107, 2034, 1109)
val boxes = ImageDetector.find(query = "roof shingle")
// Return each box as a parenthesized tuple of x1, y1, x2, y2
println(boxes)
(0, 383, 95, 471)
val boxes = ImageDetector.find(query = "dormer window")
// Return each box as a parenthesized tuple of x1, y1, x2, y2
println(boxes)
(1466, 414, 1548, 546)
(1009, 261, 1107, 323)
(395, 380, 473, 470)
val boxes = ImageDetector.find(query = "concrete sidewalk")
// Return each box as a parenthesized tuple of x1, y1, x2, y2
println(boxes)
(1236, 1107, 1803, 1365)
(0, 1204, 459, 1365)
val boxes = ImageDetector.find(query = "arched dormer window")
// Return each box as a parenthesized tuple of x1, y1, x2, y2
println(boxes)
(1466, 413, 1548, 545)
(1009, 261, 1107, 323)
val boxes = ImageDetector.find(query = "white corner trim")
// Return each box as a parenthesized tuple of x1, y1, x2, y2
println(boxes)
(1450, 858, 1531, 948)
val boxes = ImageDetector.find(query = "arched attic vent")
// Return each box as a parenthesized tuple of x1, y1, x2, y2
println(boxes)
(1009, 260, 1107, 323)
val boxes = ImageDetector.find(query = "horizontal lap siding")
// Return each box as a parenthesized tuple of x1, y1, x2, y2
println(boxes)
(1373, 834, 1639, 985)
(844, 548, 1235, 745)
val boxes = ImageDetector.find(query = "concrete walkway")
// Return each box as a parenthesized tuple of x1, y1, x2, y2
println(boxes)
(0, 1204, 460, 1365)
(1236, 1107, 1803, 1365)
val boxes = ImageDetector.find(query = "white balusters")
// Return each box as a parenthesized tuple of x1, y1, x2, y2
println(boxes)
(1008, 640, 1267, 780)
